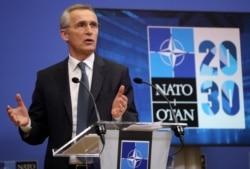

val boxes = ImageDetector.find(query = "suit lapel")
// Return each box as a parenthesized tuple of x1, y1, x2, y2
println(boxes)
(89, 56, 106, 119)
(91, 56, 105, 98)
(54, 58, 73, 124)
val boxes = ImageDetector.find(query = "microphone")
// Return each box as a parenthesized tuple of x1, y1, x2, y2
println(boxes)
(72, 77, 106, 145)
(133, 77, 184, 145)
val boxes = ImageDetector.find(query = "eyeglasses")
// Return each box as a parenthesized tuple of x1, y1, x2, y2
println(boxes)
(63, 21, 99, 31)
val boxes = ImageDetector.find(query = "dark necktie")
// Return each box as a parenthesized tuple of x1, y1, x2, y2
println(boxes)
(76, 62, 89, 135)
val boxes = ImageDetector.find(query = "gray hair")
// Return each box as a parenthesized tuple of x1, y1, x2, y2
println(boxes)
(59, 4, 95, 29)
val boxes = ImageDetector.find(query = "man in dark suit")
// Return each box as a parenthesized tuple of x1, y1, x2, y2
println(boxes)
(6, 3, 138, 169)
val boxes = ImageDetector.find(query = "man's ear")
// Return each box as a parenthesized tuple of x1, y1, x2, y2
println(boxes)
(60, 29, 69, 42)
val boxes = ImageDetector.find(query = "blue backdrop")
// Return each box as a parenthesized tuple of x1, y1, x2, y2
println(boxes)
(1, 1, 250, 169)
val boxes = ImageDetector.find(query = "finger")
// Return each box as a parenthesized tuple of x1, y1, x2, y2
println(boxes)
(119, 101, 127, 113)
(120, 95, 128, 107)
(6, 106, 17, 121)
(116, 85, 125, 97)
(121, 95, 128, 103)
(119, 102, 126, 110)
(16, 93, 24, 107)
(6, 105, 12, 113)
(6, 107, 17, 123)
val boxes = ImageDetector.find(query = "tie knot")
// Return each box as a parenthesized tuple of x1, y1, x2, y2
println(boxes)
(78, 62, 86, 72)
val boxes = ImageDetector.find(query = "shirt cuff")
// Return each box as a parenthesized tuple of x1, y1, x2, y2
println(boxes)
(113, 116, 122, 122)
(20, 118, 32, 133)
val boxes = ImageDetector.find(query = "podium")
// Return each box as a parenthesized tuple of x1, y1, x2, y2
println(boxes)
(53, 121, 186, 169)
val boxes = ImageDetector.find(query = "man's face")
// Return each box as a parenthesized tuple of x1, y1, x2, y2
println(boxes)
(61, 9, 99, 58)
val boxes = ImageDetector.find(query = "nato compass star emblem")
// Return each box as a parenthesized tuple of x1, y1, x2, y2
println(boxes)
(158, 36, 186, 77)
(127, 148, 143, 168)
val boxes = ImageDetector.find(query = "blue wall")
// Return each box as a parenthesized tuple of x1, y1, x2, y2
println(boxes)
(1, 1, 250, 169)
(201, 146, 250, 169)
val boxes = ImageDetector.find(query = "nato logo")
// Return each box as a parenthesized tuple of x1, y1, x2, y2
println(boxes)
(147, 26, 195, 78)
(0, 161, 37, 169)
(147, 26, 198, 126)
(147, 26, 245, 129)
(120, 141, 149, 169)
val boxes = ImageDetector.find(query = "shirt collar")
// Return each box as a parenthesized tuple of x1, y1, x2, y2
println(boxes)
(68, 53, 95, 72)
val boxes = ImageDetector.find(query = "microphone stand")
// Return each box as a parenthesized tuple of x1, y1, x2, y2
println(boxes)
(72, 77, 106, 146)
(133, 78, 185, 145)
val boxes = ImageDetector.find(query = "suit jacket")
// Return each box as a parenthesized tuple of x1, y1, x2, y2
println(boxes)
(20, 55, 138, 169)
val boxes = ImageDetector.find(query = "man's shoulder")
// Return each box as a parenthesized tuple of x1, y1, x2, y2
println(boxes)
(38, 58, 68, 73)
(96, 55, 127, 69)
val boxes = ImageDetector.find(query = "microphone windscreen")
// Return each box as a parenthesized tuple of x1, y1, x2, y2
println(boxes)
(133, 77, 143, 84)
(72, 77, 79, 83)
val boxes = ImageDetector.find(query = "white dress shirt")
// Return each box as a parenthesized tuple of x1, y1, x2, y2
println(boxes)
(68, 54, 94, 164)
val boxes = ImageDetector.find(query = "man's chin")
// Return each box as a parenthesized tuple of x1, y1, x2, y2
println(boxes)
(84, 46, 95, 51)
(82, 49, 95, 55)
